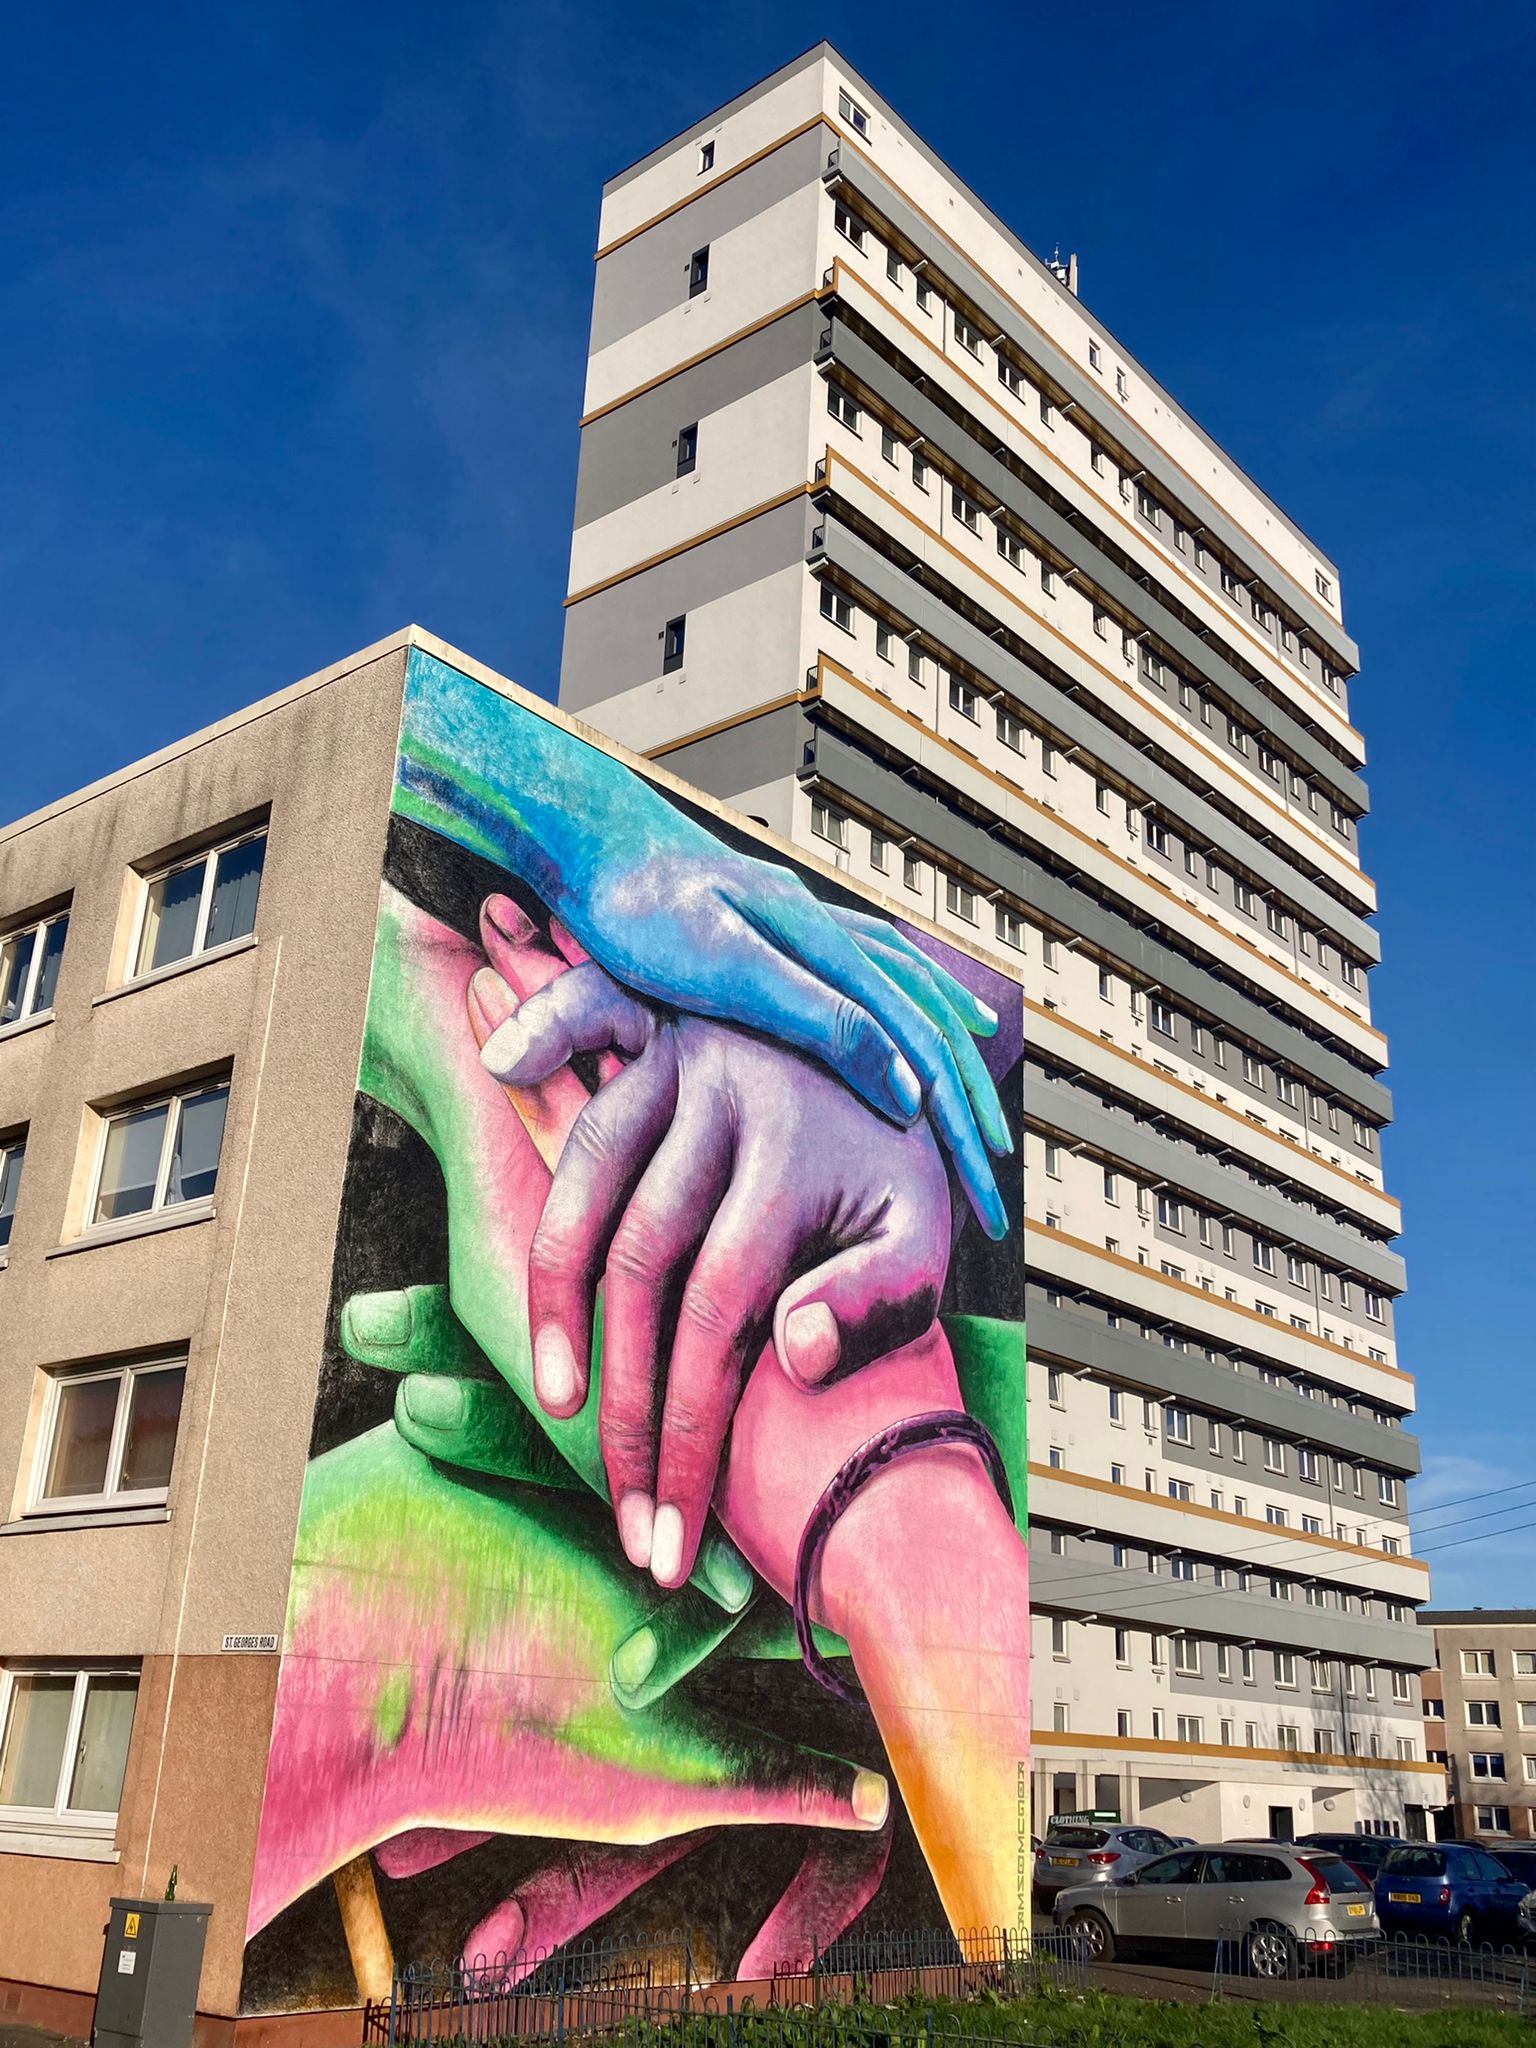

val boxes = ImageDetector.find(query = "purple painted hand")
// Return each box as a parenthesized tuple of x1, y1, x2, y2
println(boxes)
(474, 925, 953, 1594)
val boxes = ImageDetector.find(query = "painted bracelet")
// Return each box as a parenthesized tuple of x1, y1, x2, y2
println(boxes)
(792, 1409, 1015, 1702)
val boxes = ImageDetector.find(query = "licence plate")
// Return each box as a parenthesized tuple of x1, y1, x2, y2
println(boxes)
(1346, 1904, 1368, 1917)
(1049, 1854, 1080, 1866)
(1388, 1892, 1421, 1904)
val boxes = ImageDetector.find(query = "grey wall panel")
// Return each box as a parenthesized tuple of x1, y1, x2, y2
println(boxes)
(820, 519, 1378, 953)
(827, 157, 1360, 672)
(829, 322, 1368, 811)
(654, 703, 810, 813)
(802, 722, 1392, 1120)
(1026, 1302, 1419, 1473)
(1032, 1071, 1404, 1290)
(590, 126, 826, 356)
(1028, 1552, 1432, 1669)
(560, 496, 814, 714)
(576, 304, 821, 528)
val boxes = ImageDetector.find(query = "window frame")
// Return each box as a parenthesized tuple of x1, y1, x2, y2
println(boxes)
(84, 1077, 231, 1235)
(128, 827, 266, 986)
(0, 1662, 140, 1842)
(27, 1356, 187, 1517)
(0, 909, 71, 1030)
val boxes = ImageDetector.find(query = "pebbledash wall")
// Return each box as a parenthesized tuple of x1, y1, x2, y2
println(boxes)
(0, 629, 1027, 2041)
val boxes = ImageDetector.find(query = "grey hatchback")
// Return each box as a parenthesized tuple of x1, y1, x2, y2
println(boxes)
(1032, 1823, 1180, 1907)
(1054, 1843, 1379, 1976)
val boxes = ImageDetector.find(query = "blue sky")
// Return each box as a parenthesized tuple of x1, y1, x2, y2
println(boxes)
(3, 2, 1532, 1600)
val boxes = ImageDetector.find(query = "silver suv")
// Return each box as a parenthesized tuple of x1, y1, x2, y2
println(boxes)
(1053, 1842, 1379, 1976)
(1032, 1823, 1180, 1906)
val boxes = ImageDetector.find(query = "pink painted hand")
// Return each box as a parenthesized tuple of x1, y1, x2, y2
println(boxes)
(473, 897, 953, 1595)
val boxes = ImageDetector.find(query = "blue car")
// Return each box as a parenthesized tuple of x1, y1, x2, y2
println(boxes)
(1375, 1842, 1530, 1944)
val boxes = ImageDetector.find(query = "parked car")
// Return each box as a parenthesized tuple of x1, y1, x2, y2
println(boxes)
(1374, 1842, 1531, 1944)
(1488, 1846, 1536, 1893)
(1054, 1843, 1377, 1976)
(1032, 1822, 1180, 1907)
(1297, 1832, 1406, 1885)
(1519, 1885, 1536, 1948)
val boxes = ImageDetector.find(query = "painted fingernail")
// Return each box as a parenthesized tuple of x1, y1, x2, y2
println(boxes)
(974, 998, 998, 1027)
(888, 1052, 922, 1120)
(480, 1014, 531, 1080)
(616, 1490, 655, 1570)
(650, 1504, 685, 1587)
(701, 1536, 754, 1612)
(611, 1626, 659, 1699)
(344, 1291, 413, 1351)
(482, 895, 536, 945)
(783, 1301, 840, 1383)
(534, 1326, 580, 1414)
(402, 1375, 465, 1430)
(852, 1769, 890, 1827)
(468, 967, 515, 1039)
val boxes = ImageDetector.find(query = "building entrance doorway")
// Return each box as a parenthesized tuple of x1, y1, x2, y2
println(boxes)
(1268, 1805, 1295, 1841)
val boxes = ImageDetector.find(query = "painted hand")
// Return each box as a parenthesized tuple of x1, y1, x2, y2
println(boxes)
(473, 897, 953, 1594)
(396, 651, 1012, 1235)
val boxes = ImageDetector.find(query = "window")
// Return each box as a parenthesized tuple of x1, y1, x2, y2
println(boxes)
(1150, 998, 1175, 1036)
(1378, 1472, 1399, 1508)
(837, 89, 870, 137)
(826, 383, 861, 432)
(1471, 1753, 1507, 1780)
(1241, 1648, 1256, 1684)
(1276, 1724, 1301, 1752)
(810, 798, 849, 850)
(995, 705, 1025, 754)
(1266, 901, 1290, 938)
(996, 527, 1025, 571)
(1174, 1638, 1201, 1678)
(0, 1135, 23, 1250)
(1048, 1446, 1064, 1468)
(997, 356, 1024, 398)
(903, 851, 923, 892)
(1274, 1651, 1297, 1688)
(914, 276, 932, 315)
(819, 583, 854, 633)
(1253, 1241, 1276, 1276)
(1467, 1701, 1502, 1727)
(0, 910, 69, 1027)
(1168, 1478, 1193, 1502)
(1115, 1629, 1131, 1665)
(1311, 1658, 1332, 1692)
(662, 616, 686, 673)
(675, 421, 698, 476)
(947, 675, 978, 722)
(1463, 1650, 1496, 1677)
(1135, 486, 1161, 528)
(1108, 1386, 1123, 1422)
(697, 140, 715, 175)
(833, 202, 865, 251)
(1088, 340, 1102, 372)
(907, 645, 924, 686)
(1042, 935, 1059, 969)
(31, 1359, 186, 1512)
(688, 246, 710, 297)
(1165, 1405, 1192, 1445)
(1365, 1290, 1386, 1324)
(995, 905, 1025, 950)
(1315, 570, 1332, 601)
(1156, 1194, 1184, 1233)
(1051, 1618, 1069, 1657)
(88, 1079, 230, 1230)
(1298, 1449, 1319, 1485)
(875, 624, 893, 666)
(869, 831, 888, 873)
(0, 1665, 139, 1837)
(1263, 1437, 1286, 1474)
(944, 877, 977, 925)
(1516, 1653, 1536, 1677)
(953, 314, 982, 357)
(1177, 1714, 1204, 1744)
(1040, 564, 1057, 597)
(1391, 1668, 1412, 1704)
(1052, 1703, 1069, 1732)
(1115, 368, 1128, 399)
(950, 485, 980, 532)
(880, 426, 899, 467)
(1475, 1806, 1511, 1833)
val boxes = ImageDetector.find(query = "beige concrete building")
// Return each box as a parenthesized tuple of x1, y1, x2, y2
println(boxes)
(560, 43, 1443, 1843)
(1421, 1612, 1536, 1843)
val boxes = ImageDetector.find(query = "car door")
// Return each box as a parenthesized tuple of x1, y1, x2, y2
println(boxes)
(1188, 1850, 1245, 1942)
(1113, 1849, 1204, 1944)
(1474, 1848, 1525, 1926)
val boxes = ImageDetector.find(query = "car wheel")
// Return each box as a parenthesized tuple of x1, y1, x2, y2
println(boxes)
(1065, 1908, 1115, 1965)
(1455, 1908, 1477, 1946)
(1246, 1922, 1298, 1980)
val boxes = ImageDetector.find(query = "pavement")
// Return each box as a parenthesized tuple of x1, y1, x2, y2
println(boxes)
(0, 2029, 85, 2048)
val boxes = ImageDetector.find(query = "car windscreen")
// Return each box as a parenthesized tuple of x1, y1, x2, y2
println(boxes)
(1045, 1828, 1108, 1848)
(1382, 1847, 1444, 1878)
(1492, 1851, 1536, 1885)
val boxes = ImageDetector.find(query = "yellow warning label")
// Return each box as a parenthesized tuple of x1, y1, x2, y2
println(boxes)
(123, 1913, 140, 1940)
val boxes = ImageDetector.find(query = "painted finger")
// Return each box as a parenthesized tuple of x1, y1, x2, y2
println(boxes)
(468, 967, 589, 1170)
(375, 1827, 493, 1880)
(524, 1047, 679, 1421)
(479, 960, 651, 1086)
(601, 1094, 733, 1572)
(831, 904, 1000, 1036)
(460, 1835, 718, 1973)
(844, 926, 1013, 1158)
(609, 1580, 753, 1711)
(736, 1815, 894, 1977)
(770, 1193, 950, 1389)
(341, 1283, 486, 1378)
(393, 1373, 574, 1490)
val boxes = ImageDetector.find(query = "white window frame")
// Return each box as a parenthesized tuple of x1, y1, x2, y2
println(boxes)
(85, 1077, 230, 1234)
(0, 1663, 140, 1846)
(27, 1357, 186, 1516)
(0, 910, 70, 1028)
(128, 828, 266, 985)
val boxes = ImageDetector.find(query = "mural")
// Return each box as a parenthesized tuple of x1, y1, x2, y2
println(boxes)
(240, 651, 1030, 2012)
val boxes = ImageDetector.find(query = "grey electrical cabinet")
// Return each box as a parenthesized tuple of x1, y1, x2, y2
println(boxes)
(93, 1897, 211, 2048)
